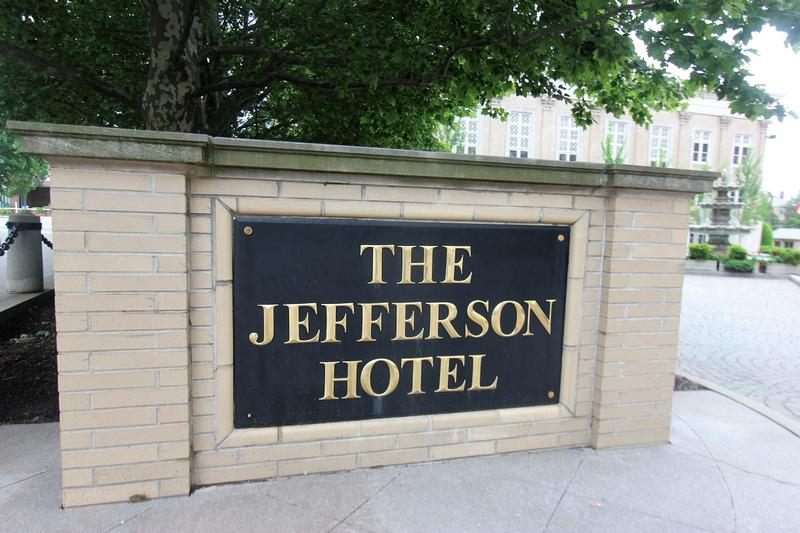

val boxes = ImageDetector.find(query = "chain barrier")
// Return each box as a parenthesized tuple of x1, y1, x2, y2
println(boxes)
(41, 234, 53, 249)
(0, 223, 21, 257)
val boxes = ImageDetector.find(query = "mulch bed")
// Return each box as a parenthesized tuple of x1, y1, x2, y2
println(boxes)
(0, 298, 59, 424)
(674, 375, 708, 391)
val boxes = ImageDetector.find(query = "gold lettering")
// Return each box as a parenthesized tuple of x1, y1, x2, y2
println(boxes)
(401, 357, 434, 395)
(359, 244, 395, 284)
(320, 360, 361, 400)
(248, 304, 278, 346)
(399, 245, 436, 284)
(443, 245, 472, 284)
(436, 355, 466, 392)
(426, 302, 460, 340)
(322, 303, 355, 343)
(468, 354, 498, 391)
(360, 358, 400, 397)
(491, 300, 525, 337)
(464, 300, 490, 338)
(285, 303, 320, 344)
(392, 302, 424, 340)
(523, 299, 556, 335)
(358, 302, 390, 342)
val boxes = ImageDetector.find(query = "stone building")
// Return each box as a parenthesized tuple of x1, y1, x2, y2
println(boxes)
(454, 92, 768, 172)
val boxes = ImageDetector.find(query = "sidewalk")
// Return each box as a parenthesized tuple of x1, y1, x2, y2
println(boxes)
(1, 390, 799, 532)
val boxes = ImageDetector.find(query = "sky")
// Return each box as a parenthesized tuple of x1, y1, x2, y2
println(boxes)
(747, 27, 800, 197)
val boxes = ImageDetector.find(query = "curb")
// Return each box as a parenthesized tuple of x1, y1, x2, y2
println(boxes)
(790, 274, 800, 288)
(0, 289, 54, 325)
(680, 372, 800, 439)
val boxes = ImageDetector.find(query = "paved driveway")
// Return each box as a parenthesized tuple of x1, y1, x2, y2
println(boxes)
(678, 274, 800, 419)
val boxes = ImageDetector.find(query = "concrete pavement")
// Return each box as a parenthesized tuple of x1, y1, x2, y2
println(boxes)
(2, 390, 799, 532)
(678, 274, 800, 420)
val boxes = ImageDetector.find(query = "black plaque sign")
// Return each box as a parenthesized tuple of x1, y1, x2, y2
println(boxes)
(233, 216, 569, 428)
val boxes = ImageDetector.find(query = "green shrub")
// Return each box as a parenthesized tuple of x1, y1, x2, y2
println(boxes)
(688, 243, 715, 260)
(761, 222, 773, 246)
(727, 244, 748, 260)
(779, 248, 800, 266)
(723, 258, 755, 273)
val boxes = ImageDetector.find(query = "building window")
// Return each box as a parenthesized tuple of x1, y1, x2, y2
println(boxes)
(732, 133, 753, 165)
(649, 125, 671, 167)
(692, 130, 712, 163)
(506, 111, 533, 158)
(557, 114, 580, 162)
(605, 120, 628, 163)
(453, 116, 480, 155)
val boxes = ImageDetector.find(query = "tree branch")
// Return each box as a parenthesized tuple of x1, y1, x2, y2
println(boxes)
(0, 40, 138, 108)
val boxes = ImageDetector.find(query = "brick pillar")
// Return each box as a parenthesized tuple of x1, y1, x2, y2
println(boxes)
(51, 166, 191, 506)
(592, 191, 691, 448)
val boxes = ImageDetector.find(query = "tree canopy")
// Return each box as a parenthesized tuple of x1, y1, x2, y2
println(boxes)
(1, 1, 799, 149)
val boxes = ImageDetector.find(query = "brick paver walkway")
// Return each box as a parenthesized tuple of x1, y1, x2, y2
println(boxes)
(678, 274, 800, 419)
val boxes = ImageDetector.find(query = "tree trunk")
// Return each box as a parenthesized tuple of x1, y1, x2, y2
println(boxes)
(142, 0, 207, 133)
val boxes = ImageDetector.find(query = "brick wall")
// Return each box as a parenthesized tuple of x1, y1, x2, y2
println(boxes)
(12, 122, 712, 507)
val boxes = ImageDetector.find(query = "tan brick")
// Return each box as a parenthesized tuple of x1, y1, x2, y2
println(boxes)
(359, 416, 429, 436)
(159, 293, 189, 311)
(190, 235, 212, 253)
(62, 445, 159, 468)
(155, 174, 186, 193)
(602, 318, 663, 334)
(531, 417, 589, 435)
(558, 431, 589, 447)
(94, 387, 187, 409)
(598, 375, 661, 392)
(56, 313, 88, 332)
(57, 353, 89, 373)
(60, 431, 93, 450)
(612, 197, 674, 213)
(59, 370, 156, 392)
(278, 455, 356, 476)
(190, 271, 212, 289)
(194, 463, 277, 485)
(159, 440, 190, 460)
(429, 441, 494, 460)
(190, 215, 212, 234)
(608, 415, 672, 433)
(322, 436, 395, 456)
(403, 203, 473, 221)
(155, 214, 187, 233)
(629, 244, 686, 260)
(62, 469, 93, 488)
(159, 404, 189, 423)
(51, 169, 151, 192)
(55, 254, 153, 273)
(358, 448, 429, 468)
(95, 423, 189, 447)
(159, 477, 190, 497)
(158, 367, 188, 386)
(281, 421, 360, 442)
(324, 200, 400, 218)
(190, 253, 211, 271)
(282, 181, 361, 200)
(497, 404, 560, 424)
(54, 274, 87, 292)
(495, 434, 558, 453)
(621, 333, 677, 347)
(90, 274, 186, 292)
(474, 205, 539, 223)
(59, 393, 91, 411)
(431, 410, 496, 430)
(508, 192, 573, 208)
(398, 430, 464, 448)
(609, 228, 675, 243)
(189, 197, 211, 214)
(60, 407, 156, 431)
(193, 178, 278, 197)
(592, 430, 663, 448)
(54, 212, 153, 233)
(57, 332, 156, 352)
(86, 192, 184, 214)
(627, 274, 684, 289)
(573, 196, 606, 210)
(90, 312, 185, 331)
(87, 234, 185, 253)
(95, 460, 188, 485)
(541, 208, 580, 224)
(468, 423, 529, 441)
(365, 186, 437, 203)
(194, 450, 238, 468)
(238, 197, 322, 216)
(52, 231, 85, 251)
(63, 481, 159, 507)
(240, 442, 321, 464)
(439, 189, 507, 205)
(633, 213, 689, 229)
(92, 351, 185, 371)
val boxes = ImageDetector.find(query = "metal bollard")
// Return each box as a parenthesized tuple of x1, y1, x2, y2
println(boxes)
(6, 212, 44, 293)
